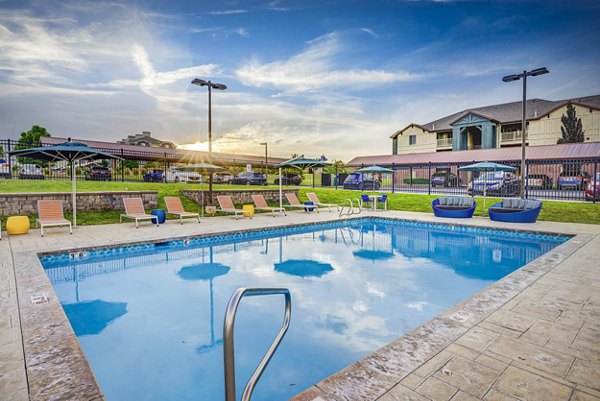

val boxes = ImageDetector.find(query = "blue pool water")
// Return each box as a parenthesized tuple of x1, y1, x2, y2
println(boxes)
(41, 218, 567, 401)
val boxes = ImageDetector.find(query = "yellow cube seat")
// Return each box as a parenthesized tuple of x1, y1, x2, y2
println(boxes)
(242, 204, 254, 218)
(7, 216, 30, 235)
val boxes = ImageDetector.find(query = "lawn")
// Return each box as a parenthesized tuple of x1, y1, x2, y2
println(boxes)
(1, 179, 598, 225)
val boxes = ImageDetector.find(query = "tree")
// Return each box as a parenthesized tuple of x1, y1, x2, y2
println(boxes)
(324, 160, 348, 174)
(557, 102, 584, 144)
(16, 125, 52, 166)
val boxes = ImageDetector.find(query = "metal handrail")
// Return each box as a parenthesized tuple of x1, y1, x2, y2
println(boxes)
(339, 198, 361, 217)
(223, 287, 292, 401)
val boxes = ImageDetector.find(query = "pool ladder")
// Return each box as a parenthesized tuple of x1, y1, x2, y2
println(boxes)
(339, 198, 362, 217)
(224, 288, 292, 401)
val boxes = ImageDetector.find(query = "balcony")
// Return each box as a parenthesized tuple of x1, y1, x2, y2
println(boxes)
(437, 137, 453, 148)
(501, 130, 527, 142)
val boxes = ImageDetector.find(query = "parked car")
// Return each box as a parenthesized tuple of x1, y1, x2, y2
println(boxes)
(85, 166, 112, 181)
(274, 173, 302, 186)
(19, 164, 45, 179)
(343, 173, 381, 190)
(557, 171, 590, 190)
(143, 169, 164, 182)
(205, 173, 233, 184)
(230, 172, 267, 185)
(431, 172, 459, 187)
(165, 167, 202, 183)
(0, 159, 10, 178)
(467, 171, 520, 196)
(584, 172, 600, 201)
(526, 174, 552, 190)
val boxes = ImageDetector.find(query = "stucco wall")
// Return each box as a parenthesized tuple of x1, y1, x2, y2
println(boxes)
(395, 126, 436, 154)
(529, 105, 600, 146)
(0, 191, 158, 216)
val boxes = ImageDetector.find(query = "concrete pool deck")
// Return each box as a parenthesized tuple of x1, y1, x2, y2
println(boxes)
(1, 209, 599, 401)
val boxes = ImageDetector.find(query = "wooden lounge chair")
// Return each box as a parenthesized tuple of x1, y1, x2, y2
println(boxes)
(37, 200, 72, 237)
(164, 196, 200, 224)
(284, 193, 315, 212)
(306, 192, 339, 212)
(251, 194, 286, 216)
(120, 197, 159, 228)
(216, 195, 245, 220)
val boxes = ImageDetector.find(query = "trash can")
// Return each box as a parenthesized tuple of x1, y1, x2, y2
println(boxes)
(242, 204, 255, 218)
(151, 209, 166, 224)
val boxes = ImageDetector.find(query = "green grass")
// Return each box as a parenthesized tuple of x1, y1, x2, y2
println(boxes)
(1, 180, 598, 226)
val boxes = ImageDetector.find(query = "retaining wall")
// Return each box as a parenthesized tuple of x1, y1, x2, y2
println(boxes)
(180, 188, 299, 205)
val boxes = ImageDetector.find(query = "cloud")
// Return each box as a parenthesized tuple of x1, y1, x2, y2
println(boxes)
(207, 9, 247, 15)
(236, 32, 421, 93)
(360, 27, 379, 38)
(235, 27, 249, 37)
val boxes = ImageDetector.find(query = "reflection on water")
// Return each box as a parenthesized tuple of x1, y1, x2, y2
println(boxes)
(43, 220, 565, 401)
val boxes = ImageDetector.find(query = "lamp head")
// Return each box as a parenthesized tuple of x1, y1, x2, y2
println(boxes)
(502, 74, 521, 82)
(529, 67, 549, 76)
(191, 78, 209, 86)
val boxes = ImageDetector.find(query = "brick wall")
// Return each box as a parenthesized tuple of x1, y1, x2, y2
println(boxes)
(0, 191, 158, 216)
(180, 188, 299, 205)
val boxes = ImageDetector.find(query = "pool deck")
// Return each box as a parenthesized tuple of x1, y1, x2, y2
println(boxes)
(1, 208, 599, 401)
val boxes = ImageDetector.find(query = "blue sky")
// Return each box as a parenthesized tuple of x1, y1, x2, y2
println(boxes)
(1, 0, 599, 161)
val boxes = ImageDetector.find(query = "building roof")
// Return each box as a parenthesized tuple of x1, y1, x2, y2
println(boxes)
(391, 94, 600, 138)
(347, 142, 600, 167)
(41, 137, 287, 166)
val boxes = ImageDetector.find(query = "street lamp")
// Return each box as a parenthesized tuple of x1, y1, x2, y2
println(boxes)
(502, 67, 549, 198)
(260, 142, 268, 177)
(191, 78, 227, 201)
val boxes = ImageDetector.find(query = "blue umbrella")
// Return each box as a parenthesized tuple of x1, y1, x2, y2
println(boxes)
(8, 140, 122, 226)
(458, 161, 516, 216)
(276, 156, 332, 206)
(62, 299, 127, 336)
(274, 259, 334, 278)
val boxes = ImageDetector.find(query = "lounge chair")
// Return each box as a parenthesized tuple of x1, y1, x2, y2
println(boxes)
(37, 200, 72, 237)
(431, 197, 476, 218)
(284, 193, 315, 212)
(489, 198, 542, 223)
(120, 197, 159, 228)
(216, 195, 245, 219)
(306, 192, 339, 212)
(251, 194, 286, 216)
(164, 196, 200, 224)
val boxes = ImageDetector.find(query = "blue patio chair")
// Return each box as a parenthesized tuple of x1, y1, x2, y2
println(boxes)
(488, 199, 542, 223)
(376, 194, 388, 210)
(360, 194, 372, 209)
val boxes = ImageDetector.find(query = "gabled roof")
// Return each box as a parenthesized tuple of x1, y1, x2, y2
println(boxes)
(447, 110, 501, 126)
(347, 142, 600, 167)
(390, 123, 430, 138)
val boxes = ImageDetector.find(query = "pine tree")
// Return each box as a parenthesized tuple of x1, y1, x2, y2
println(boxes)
(557, 102, 584, 144)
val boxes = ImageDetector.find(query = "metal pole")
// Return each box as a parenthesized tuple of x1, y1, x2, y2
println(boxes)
(520, 71, 527, 198)
(208, 83, 213, 202)
(265, 143, 268, 178)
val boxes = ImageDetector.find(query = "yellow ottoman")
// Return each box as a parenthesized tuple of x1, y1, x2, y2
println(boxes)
(242, 204, 254, 218)
(7, 216, 30, 235)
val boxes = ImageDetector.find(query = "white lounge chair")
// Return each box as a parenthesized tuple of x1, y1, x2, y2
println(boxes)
(251, 194, 286, 216)
(37, 200, 72, 237)
(285, 193, 315, 213)
(306, 192, 339, 212)
(164, 197, 200, 224)
(216, 195, 245, 220)
(120, 197, 159, 228)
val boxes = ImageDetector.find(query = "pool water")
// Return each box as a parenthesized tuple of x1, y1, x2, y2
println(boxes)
(41, 219, 567, 401)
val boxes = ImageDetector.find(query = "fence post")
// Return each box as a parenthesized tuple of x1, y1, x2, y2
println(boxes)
(392, 162, 395, 193)
(428, 162, 431, 196)
(7, 139, 12, 178)
(120, 149, 124, 182)
(594, 160, 598, 204)
(335, 164, 338, 190)
(525, 160, 529, 199)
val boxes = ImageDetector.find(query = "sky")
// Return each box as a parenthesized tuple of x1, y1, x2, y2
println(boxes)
(1, 0, 599, 161)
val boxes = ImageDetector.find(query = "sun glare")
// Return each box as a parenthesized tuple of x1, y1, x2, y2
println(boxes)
(178, 141, 209, 152)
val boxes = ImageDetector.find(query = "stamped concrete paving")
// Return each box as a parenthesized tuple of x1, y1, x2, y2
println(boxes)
(1, 208, 599, 401)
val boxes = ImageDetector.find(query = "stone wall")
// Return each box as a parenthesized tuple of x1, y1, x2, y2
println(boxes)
(180, 188, 299, 206)
(0, 191, 158, 216)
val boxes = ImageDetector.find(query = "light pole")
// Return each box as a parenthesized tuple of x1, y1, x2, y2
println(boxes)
(502, 67, 549, 198)
(191, 78, 227, 202)
(260, 142, 268, 177)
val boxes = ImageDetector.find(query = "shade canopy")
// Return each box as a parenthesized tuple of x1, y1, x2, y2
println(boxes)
(62, 300, 127, 336)
(274, 259, 334, 278)
(276, 157, 330, 170)
(177, 263, 231, 281)
(8, 140, 122, 227)
(458, 161, 516, 172)
(352, 249, 395, 261)
(355, 165, 394, 174)
(175, 163, 225, 172)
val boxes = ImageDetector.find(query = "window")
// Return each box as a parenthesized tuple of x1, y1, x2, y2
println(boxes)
(409, 135, 416, 145)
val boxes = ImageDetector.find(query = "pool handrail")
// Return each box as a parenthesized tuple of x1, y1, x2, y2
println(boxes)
(223, 287, 292, 401)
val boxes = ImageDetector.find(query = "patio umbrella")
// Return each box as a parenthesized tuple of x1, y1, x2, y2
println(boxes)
(62, 299, 128, 336)
(8, 140, 122, 227)
(356, 165, 394, 194)
(274, 259, 334, 278)
(458, 161, 516, 216)
(276, 156, 331, 209)
(176, 163, 225, 218)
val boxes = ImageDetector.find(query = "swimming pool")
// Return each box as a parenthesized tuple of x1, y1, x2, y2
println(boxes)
(41, 218, 567, 401)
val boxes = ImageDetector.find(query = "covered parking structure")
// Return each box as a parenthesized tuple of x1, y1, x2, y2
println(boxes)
(347, 142, 600, 202)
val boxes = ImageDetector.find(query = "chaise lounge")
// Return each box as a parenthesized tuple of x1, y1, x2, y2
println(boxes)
(488, 198, 542, 223)
(431, 197, 476, 218)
